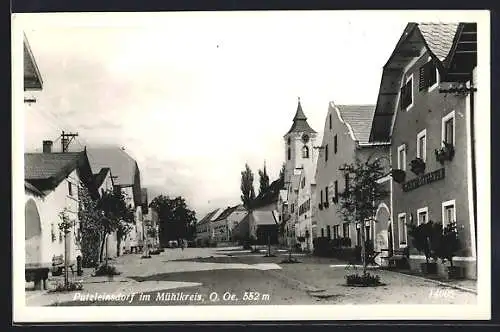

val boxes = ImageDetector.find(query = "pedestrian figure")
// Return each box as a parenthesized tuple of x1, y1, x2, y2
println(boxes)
(181, 239, 184, 251)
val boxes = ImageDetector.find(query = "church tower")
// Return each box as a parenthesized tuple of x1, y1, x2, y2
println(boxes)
(283, 97, 318, 188)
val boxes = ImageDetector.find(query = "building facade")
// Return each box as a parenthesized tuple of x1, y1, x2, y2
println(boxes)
(315, 103, 391, 251)
(369, 22, 477, 278)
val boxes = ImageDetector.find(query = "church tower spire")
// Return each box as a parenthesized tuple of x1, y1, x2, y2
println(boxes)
(285, 97, 317, 135)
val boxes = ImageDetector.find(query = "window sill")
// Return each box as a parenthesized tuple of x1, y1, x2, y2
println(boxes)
(399, 243, 407, 248)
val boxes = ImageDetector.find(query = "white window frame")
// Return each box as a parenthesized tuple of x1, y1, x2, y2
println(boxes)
(442, 199, 456, 229)
(398, 212, 408, 247)
(404, 74, 414, 111)
(428, 56, 440, 92)
(416, 129, 427, 161)
(416, 207, 429, 226)
(441, 110, 456, 147)
(397, 144, 407, 171)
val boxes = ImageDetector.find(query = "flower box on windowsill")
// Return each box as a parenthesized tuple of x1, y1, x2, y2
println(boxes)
(435, 142, 455, 164)
(410, 158, 426, 175)
(318, 203, 323, 210)
(323, 202, 330, 209)
(391, 169, 406, 184)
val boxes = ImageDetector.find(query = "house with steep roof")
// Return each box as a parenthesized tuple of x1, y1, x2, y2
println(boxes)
(314, 103, 391, 254)
(24, 143, 98, 284)
(369, 22, 478, 279)
(195, 208, 222, 247)
(233, 210, 280, 245)
(210, 205, 240, 243)
(87, 146, 144, 254)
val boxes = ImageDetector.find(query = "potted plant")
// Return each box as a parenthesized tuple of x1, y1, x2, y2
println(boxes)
(410, 158, 426, 175)
(436, 221, 464, 279)
(435, 141, 455, 164)
(408, 221, 440, 274)
(391, 169, 406, 184)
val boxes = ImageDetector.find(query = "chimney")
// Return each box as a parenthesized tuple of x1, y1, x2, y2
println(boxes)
(43, 140, 53, 153)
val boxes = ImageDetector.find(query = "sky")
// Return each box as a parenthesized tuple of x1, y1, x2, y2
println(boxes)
(20, 11, 412, 218)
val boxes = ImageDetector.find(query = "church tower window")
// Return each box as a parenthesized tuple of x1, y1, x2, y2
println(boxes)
(287, 147, 291, 160)
(302, 146, 309, 158)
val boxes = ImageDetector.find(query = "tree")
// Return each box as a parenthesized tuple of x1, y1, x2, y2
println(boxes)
(78, 186, 104, 267)
(58, 208, 73, 288)
(279, 163, 286, 185)
(258, 162, 270, 197)
(337, 158, 388, 276)
(97, 189, 135, 261)
(240, 163, 256, 209)
(149, 195, 197, 246)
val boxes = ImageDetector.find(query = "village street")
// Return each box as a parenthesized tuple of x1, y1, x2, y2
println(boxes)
(25, 246, 477, 306)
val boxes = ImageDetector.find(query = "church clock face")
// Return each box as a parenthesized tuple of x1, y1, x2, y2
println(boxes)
(302, 134, 310, 143)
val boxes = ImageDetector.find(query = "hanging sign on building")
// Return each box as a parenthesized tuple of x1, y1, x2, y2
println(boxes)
(402, 168, 445, 192)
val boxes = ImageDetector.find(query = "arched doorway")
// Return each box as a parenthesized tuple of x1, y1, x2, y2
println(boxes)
(25, 199, 42, 265)
(374, 203, 391, 266)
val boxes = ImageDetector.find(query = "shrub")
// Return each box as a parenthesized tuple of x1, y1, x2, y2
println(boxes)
(436, 221, 461, 267)
(345, 272, 381, 286)
(94, 264, 121, 276)
(313, 237, 333, 257)
(49, 281, 83, 293)
(408, 221, 441, 263)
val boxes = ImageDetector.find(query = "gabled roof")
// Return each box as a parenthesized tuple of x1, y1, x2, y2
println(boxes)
(25, 181, 44, 197)
(285, 98, 317, 136)
(335, 104, 376, 144)
(213, 205, 240, 222)
(25, 150, 98, 199)
(23, 33, 43, 91)
(252, 178, 284, 209)
(93, 167, 112, 189)
(252, 210, 278, 226)
(87, 146, 138, 187)
(197, 209, 220, 225)
(369, 22, 465, 143)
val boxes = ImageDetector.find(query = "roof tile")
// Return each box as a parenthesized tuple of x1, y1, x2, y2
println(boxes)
(336, 105, 376, 144)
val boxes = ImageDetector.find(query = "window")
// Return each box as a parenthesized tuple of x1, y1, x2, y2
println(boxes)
(334, 180, 338, 202)
(291, 204, 295, 213)
(442, 111, 456, 147)
(334, 135, 338, 154)
(326, 225, 331, 239)
(365, 224, 371, 242)
(324, 186, 329, 204)
(68, 181, 73, 196)
(320, 190, 323, 204)
(442, 200, 456, 228)
(401, 74, 413, 110)
(417, 207, 428, 226)
(398, 213, 408, 246)
(342, 223, 350, 238)
(356, 224, 361, 245)
(287, 137, 291, 145)
(329, 114, 332, 130)
(321, 228, 325, 237)
(417, 129, 427, 161)
(325, 144, 329, 162)
(302, 145, 309, 158)
(419, 59, 439, 91)
(287, 147, 291, 161)
(397, 144, 406, 171)
(333, 225, 340, 239)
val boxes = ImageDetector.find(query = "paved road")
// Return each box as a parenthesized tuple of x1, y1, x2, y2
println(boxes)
(26, 246, 477, 306)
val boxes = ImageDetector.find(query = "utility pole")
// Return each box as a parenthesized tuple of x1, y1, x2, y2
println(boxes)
(60, 131, 79, 152)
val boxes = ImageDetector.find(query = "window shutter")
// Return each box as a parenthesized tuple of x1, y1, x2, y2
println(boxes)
(419, 65, 427, 91)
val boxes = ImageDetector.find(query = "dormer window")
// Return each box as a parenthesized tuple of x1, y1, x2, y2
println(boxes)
(302, 146, 309, 158)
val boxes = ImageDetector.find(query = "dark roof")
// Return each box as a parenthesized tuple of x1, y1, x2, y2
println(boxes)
(213, 205, 240, 222)
(25, 150, 98, 199)
(369, 22, 465, 143)
(25, 181, 44, 197)
(197, 209, 220, 225)
(93, 168, 111, 189)
(252, 178, 283, 209)
(87, 146, 138, 186)
(336, 104, 376, 144)
(252, 210, 278, 226)
(285, 99, 317, 135)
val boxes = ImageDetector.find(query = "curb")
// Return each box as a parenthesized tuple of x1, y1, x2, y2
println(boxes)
(383, 269, 477, 294)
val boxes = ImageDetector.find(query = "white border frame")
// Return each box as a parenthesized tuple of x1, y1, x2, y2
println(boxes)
(442, 110, 456, 147)
(397, 144, 406, 170)
(416, 206, 428, 226)
(441, 199, 456, 229)
(397, 212, 407, 247)
(416, 129, 427, 161)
